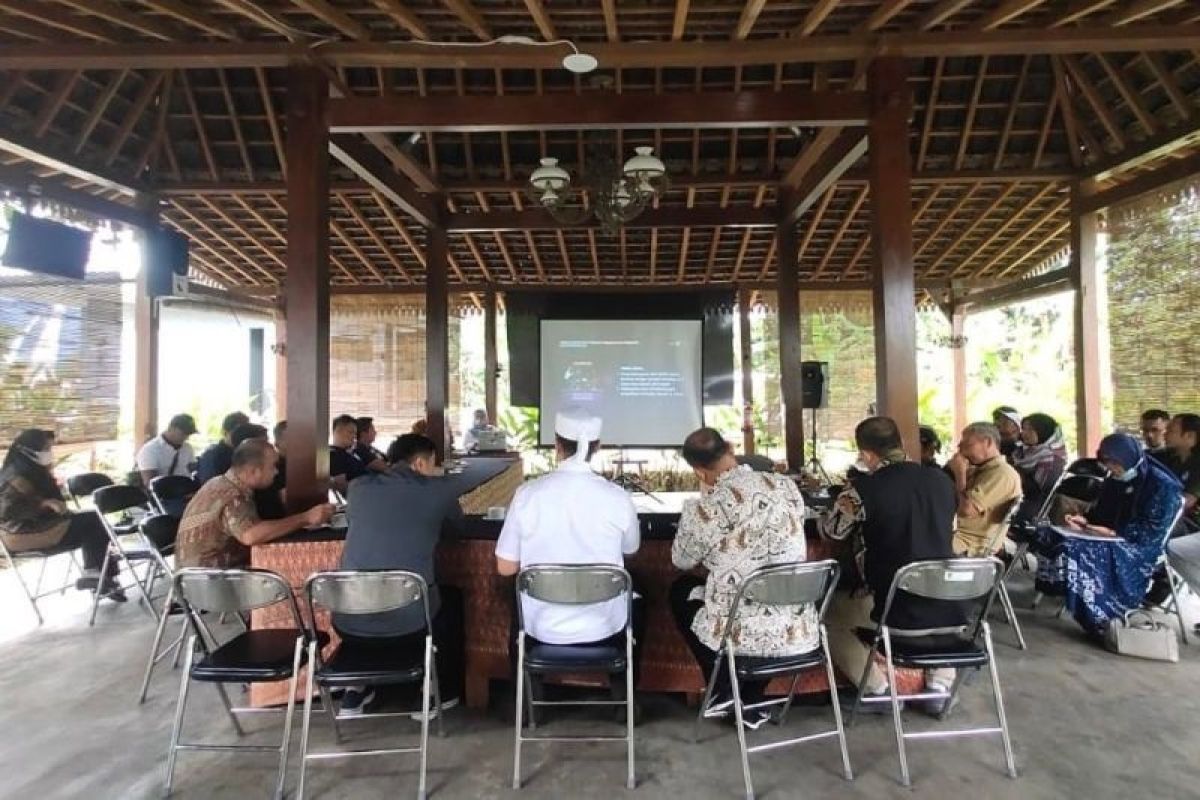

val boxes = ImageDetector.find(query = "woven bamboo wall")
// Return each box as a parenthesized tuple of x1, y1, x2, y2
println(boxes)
(1106, 177, 1200, 428)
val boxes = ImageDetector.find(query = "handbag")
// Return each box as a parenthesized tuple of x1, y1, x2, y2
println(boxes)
(1103, 609, 1179, 662)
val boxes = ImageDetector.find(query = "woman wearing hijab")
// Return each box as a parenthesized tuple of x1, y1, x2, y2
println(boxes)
(1012, 412, 1068, 523)
(0, 429, 124, 599)
(1031, 433, 1182, 637)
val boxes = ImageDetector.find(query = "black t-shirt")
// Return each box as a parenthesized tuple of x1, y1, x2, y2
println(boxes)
(329, 446, 368, 482)
(353, 443, 384, 468)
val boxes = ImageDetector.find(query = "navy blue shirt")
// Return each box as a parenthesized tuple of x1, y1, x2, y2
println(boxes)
(195, 442, 234, 485)
(334, 465, 465, 637)
(329, 446, 368, 482)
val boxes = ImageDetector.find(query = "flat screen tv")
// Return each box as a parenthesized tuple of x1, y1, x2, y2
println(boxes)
(2, 211, 92, 280)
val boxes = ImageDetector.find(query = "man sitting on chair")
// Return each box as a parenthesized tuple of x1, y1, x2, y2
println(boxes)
(946, 422, 1023, 557)
(819, 416, 964, 717)
(495, 408, 643, 685)
(334, 433, 466, 716)
(670, 427, 816, 731)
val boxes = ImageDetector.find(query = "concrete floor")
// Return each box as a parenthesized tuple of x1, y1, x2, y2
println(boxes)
(2, 558, 1198, 800)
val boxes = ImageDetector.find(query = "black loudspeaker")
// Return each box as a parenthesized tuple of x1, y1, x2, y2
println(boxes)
(144, 227, 190, 297)
(800, 361, 829, 409)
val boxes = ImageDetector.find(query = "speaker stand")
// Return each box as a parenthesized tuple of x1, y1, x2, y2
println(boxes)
(804, 407, 832, 486)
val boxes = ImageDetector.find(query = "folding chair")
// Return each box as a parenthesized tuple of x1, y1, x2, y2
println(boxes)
(512, 564, 635, 790)
(850, 557, 1017, 787)
(88, 484, 161, 625)
(136, 514, 197, 703)
(149, 474, 200, 518)
(982, 499, 1026, 649)
(0, 533, 84, 625)
(164, 568, 317, 799)
(295, 571, 445, 800)
(65, 472, 113, 510)
(692, 559, 852, 800)
(1154, 503, 1189, 644)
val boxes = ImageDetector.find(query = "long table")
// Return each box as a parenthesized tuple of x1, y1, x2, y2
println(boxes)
(251, 474, 922, 708)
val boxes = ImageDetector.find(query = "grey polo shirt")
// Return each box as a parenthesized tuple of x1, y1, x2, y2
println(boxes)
(334, 465, 465, 637)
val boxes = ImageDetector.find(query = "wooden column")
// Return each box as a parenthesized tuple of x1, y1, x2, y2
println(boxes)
(284, 63, 330, 512)
(132, 258, 159, 448)
(1071, 181, 1103, 457)
(776, 196, 804, 471)
(484, 288, 498, 424)
(426, 219, 450, 462)
(867, 56, 920, 460)
(950, 305, 968, 439)
(738, 288, 756, 456)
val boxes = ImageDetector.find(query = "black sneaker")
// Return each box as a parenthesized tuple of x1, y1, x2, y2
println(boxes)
(340, 688, 376, 717)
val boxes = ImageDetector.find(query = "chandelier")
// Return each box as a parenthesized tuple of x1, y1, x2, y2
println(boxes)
(527, 146, 669, 235)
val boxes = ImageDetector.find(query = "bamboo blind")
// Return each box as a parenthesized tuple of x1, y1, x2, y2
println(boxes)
(1106, 176, 1200, 428)
(0, 277, 124, 445)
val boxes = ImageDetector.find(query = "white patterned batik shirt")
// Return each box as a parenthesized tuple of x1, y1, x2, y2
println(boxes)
(672, 465, 819, 656)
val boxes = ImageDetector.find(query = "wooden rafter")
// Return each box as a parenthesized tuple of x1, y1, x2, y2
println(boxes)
(441, 0, 491, 40)
(917, 0, 974, 30)
(926, 184, 1020, 274)
(104, 70, 165, 166)
(994, 56, 1030, 169)
(917, 56, 945, 170)
(166, 200, 265, 284)
(734, 0, 768, 40)
(338, 193, 412, 283)
(813, 186, 866, 278)
(73, 69, 126, 153)
(0, 0, 115, 41)
(795, 186, 835, 268)
(197, 195, 285, 274)
(56, 0, 178, 39)
(32, 70, 79, 138)
(793, 0, 839, 37)
(860, 0, 916, 32)
(1095, 54, 1158, 136)
(1143, 52, 1191, 118)
(137, 0, 235, 39)
(179, 70, 218, 180)
(1104, 0, 1186, 27)
(371, 191, 426, 269)
(133, 70, 172, 177)
(255, 67, 286, 177)
(207, 0, 297, 39)
(977, 0, 1050, 30)
(215, 69, 254, 181)
(956, 56, 989, 170)
(672, 0, 689, 40)
(601, 0, 619, 42)
(521, 0, 555, 41)
(1049, 1, 1116, 27)
(331, 217, 385, 284)
(914, 184, 980, 260)
(371, 0, 429, 39)
(1061, 55, 1125, 149)
(956, 185, 1063, 276)
(289, 0, 370, 39)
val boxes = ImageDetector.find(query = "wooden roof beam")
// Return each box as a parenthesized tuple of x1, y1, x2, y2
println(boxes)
(1078, 149, 1200, 214)
(1103, 0, 1187, 27)
(0, 162, 152, 228)
(290, 0, 371, 40)
(0, 0, 115, 41)
(328, 134, 437, 227)
(859, 0, 916, 32)
(1060, 55, 1125, 150)
(329, 89, 870, 132)
(448, 206, 774, 232)
(1049, 1, 1116, 27)
(1083, 113, 1200, 181)
(8, 27, 1200, 69)
(917, 0, 974, 30)
(1095, 54, 1158, 136)
(521, 0, 555, 41)
(371, 0, 430, 39)
(672, 0, 689, 40)
(0, 127, 143, 198)
(734, 0, 767, 39)
(441, 0, 491, 40)
(977, 0, 1050, 30)
(793, 0, 839, 37)
(136, 0, 236, 39)
(781, 128, 868, 225)
(601, 0, 619, 42)
(57, 0, 179, 39)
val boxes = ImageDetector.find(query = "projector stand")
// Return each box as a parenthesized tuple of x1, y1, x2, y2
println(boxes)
(804, 408, 832, 486)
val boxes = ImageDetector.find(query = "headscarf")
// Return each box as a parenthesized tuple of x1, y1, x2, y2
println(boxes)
(1097, 432, 1144, 471)
(1, 428, 62, 500)
(992, 406, 1022, 430)
(1013, 414, 1067, 474)
(1023, 413, 1057, 445)
(555, 407, 602, 465)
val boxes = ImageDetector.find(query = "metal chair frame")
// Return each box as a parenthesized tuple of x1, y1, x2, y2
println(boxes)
(1021, 462, 1109, 612)
(849, 557, 1017, 788)
(1153, 503, 1189, 644)
(149, 474, 200, 517)
(295, 570, 443, 800)
(66, 472, 114, 510)
(0, 534, 83, 625)
(692, 559, 852, 800)
(88, 485, 163, 625)
(164, 568, 309, 800)
(512, 564, 635, 790)
(980, 498, 1024, 650)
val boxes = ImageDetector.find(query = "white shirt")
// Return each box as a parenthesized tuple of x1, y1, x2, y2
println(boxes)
(496, 460, 640, 644)
(135, 435, 195, 479)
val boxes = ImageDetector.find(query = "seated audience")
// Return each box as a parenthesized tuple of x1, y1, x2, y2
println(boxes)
(1029, 433, 1183, 638)
(353, 416, 389, 473)
(1141, 408, 1171, 458)
(670, 428, 816, 731)
(334, 433, 465, 715)
(230, 423, 285, 520)
(1164, 414, 1200, 625)
(819, 417, 962, 716)
(329, 414, 368, 491)
(919, 425, 942, 468)
(495, 409, 642, 691)
(461, 409, 498, 452)
(947, 423, 1022, 556)
(1011, 412, 1067, 524)
(176, 439, 332, 569)
(0, 429, 124, 600)
(991, 406, 1022, 464)
(195, 411, 250, 484)
(135, 413, 198, 486)
(734, 452, 777, 473)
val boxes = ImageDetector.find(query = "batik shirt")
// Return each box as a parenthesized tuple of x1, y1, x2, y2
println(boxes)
(672, 465, 818, 656)
(176, 471, 259, 568)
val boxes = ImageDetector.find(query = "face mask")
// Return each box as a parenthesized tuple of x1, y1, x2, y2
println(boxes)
(1113, 465, 1139, 483)
(853, 458, 874, 474)
(22, 446, 53, 467)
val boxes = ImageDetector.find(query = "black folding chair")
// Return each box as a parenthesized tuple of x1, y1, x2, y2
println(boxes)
(89, 484, 160, 625)
(137, 514, 198, 703)
(513, 564, 635, 790)
(164, 568, 317, 800)
(296, 570, 445, 800)
(1154, 503, 1189, 644)
(850, 557, 1017, 788)
(149, 474, 200, 517)
(692, 559, 852, 800)
(65, 472, 113, 509)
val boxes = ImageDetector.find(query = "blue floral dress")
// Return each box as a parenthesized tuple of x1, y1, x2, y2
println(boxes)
(1034, 461, 1183, 636)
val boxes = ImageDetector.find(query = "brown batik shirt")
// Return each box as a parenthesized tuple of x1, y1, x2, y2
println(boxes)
(176, 471, 259, 568)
